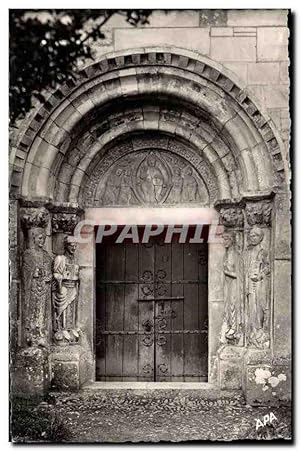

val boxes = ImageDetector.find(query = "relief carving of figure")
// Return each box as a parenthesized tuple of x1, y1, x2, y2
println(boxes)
(245, 226, 271, 349)
(52, 236, 80, 345)
(139, 153, 165, 203)
(102, 168, 122, 205)
(182, 167, 198, 202)
(22, 228, 52, 347)
(222, 231, 242, 345)
(118, 168, 133, 204)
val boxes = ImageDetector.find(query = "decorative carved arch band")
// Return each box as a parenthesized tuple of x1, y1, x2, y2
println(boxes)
(10, 47, 287, 205)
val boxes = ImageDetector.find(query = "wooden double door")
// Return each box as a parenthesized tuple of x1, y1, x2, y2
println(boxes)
(95, 238, 208, 381)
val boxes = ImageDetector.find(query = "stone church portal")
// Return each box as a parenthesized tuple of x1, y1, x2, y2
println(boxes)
(10, 23, 291, 408)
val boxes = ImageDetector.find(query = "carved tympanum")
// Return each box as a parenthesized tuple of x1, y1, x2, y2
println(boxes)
(245, 226, 270, 349)
(22, 228, 52, 347)
(94, 150, 209, 206)
(222, 230, 243, 345)
(52, 235, 80, 345)
(245, 201, 272, 226)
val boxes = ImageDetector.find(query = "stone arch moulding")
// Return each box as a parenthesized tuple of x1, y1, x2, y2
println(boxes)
(10, 46, 288, 205)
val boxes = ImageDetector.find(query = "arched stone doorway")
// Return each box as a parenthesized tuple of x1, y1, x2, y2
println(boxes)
(10, 48, 290, 403)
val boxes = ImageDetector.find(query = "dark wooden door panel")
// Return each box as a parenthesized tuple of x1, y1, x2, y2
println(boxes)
(96, 239, 208, 381)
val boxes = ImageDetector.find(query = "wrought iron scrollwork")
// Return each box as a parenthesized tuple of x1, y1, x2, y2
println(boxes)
(158, 363, 168, 374)
(141, 284, 153, 296)
(156, 284, 167, 296)
(156, 269, 167, 279)
(157, 335, 167, 346)
(143, 364, 153, 374)
(141, 270, 153, 282)
(157, 318, 167, 330)
(142, 334, 154, 347)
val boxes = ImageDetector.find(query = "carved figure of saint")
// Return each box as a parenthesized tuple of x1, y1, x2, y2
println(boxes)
(222, 231, 242, 344)
(139, 154, 164, 203)
(168, 167, 183, 203)
(22, 228, 52, 347)
(52, 235, 80, 345)
(182, 167, 198, 202)
(118, 168, 132, 205)
(245, 226, 270, 349)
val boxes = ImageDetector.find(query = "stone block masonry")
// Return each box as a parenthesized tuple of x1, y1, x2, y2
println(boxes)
(90, 9, 289, 149)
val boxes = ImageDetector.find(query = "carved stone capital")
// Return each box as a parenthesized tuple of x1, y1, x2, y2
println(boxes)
(52, 212, 80, 234)
(218, 205, 244, 228)
(20, 207, 49, 230)
(245, 201, 273, 226)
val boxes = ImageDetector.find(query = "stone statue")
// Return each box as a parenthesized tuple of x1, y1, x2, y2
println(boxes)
(245, 226, 270, 349)
(22, 228, 52, 347)
(222, 230, 242, 344)
(52, 235, 80, 345)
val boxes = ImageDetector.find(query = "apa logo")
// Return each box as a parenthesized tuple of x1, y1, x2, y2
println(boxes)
(255, 412, 278, 431)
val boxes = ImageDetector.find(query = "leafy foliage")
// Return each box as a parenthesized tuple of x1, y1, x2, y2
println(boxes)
(9, 9, 152, 126)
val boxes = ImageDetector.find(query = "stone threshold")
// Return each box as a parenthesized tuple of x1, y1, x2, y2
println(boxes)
(83, 382, 214, 390)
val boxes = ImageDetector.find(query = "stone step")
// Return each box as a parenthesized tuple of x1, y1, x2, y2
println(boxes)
(48, 383, 246, 408)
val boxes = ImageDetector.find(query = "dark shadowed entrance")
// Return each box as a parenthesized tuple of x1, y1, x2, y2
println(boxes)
(95, 230, 208, 382)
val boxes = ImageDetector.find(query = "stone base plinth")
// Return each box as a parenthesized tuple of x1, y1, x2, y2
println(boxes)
(50, 345, 89, 391)
(246, 363, 291, 406)
(218, 345, 245, 390)
(11, 347, 50, 398)
(245, 350, 291, 406)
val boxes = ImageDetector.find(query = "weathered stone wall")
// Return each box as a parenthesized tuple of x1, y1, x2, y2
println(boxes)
(84, 9, 289, 159)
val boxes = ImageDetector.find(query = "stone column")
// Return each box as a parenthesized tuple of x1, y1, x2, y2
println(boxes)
(215, 202, 246, 391)
(49, 206, 90, 390)
(12, 206, 52, 398)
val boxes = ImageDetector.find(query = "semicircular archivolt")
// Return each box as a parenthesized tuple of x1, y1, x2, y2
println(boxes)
(91, 149, 210, 207)
(11, 48, 286, 201)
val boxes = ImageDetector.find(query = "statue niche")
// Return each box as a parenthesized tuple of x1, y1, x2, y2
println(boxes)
(22, 228, 52, 347)
(52, 235, 80, 346)
(222, 230, 243, 345)
(245, 226, 271, 349)
(97, 150, 209, 206)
